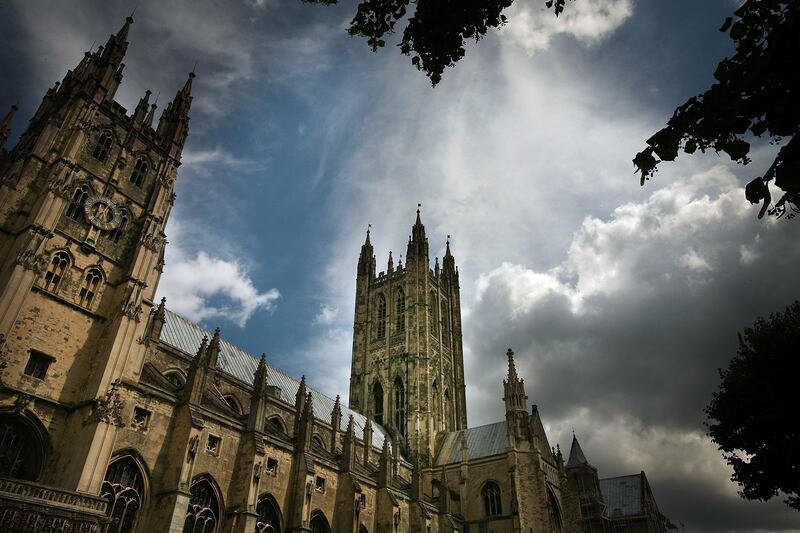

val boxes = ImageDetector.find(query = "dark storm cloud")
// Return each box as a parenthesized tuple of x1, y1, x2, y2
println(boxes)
(465, 167, 800, 529)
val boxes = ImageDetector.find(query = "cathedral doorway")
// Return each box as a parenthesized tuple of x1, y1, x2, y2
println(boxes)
(255, 493, 281, 532)
(184, 476, 222, 533)
(101, 454, 147, 533)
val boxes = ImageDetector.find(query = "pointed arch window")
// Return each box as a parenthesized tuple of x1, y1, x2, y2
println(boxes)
(130, 157, 148, 187)
(184, 477, 221, 533)
(444, 389, 453, 431)
(93, 131, 113, 162)
(547, 486, 564, 533)
(431, 379, 440, 430)
(164, 369, 186, 389)
(66, 184, 91, 221)
(394, 377, 406, 438)
(101, 455, 146, 533)
(223, 395, 243, 416)
(482, 482, 502, 517)
(376, 293, 386, 339)
(255, 494, 282, 533)
(309, 511, 330, 533)
(372, 381, 384, 426)
(107, 209, 129, 244)
(395, 287, 405, 333)
(0, 414, 45, 481)
(265, 416, 286, 435)
(441, 303, 450, 342)
(78, 267, 103, 308)
(429, 291, 438, 336)
(43, 251, 70, 293)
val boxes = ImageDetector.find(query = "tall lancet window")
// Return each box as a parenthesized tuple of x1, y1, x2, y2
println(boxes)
(441, 304, 450, 343)
(444, 389, 453, 431)
(78, 268, 103, 308)
(66, 184, 90, 221)
(101, 455, 146, 533)
(395, 287, 405, 333)
(394, 377, 406, 438)
(93, 131, 113, 162)
(184, 477, 220, 533)
(43, 251, 70, 293)
(376, 293, 386, 339)
(373, 381, 384, 425)
(429, 290, 438, 335)
(130, 157, 148, 187)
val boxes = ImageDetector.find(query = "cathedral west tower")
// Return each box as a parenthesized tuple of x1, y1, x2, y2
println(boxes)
(349, 208, 467, 459)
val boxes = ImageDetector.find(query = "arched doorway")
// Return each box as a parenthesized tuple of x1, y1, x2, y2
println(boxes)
(101, 454, 147, 533)
(0, 412, 48, 481)
(255, 494, 281, 532)
(184, 476, 222, 533)
(309, 510, 330, 533)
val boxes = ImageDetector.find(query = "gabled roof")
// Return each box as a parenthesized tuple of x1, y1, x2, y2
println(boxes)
(434, 421, 508, 466)
(160, 309, 391, 451)
(599, 473, 644, 517)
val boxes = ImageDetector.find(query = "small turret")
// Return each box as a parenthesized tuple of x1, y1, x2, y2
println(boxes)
(157, 70, 194, 160)
(206, 327, 221, 370)
(185, 336, 209, 405)
(362, 417, 374, 466)
(340, 415, 356, 472)
(387, 251, 394, 274)
(406, 204, 429, 264)
(132, 90, 151, 127)
(357, 225, 376, 277)
(247, 354, 269, 431)
(147, 297, 167, 342)
(378, 437, 393, 487)
(503, 348, 531, 448)
(331, 395, 342, 452)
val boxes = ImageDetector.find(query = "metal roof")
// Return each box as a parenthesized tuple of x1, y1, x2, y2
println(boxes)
(434, 421, 508, 466)
(600, 474, 643, 517)
(160, 309, 391, 451)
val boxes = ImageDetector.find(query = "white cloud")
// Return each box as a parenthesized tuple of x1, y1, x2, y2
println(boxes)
(312, 303, 339, 326)
(503, 0, 634, 55)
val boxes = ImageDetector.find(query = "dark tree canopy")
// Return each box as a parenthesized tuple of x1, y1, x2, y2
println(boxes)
(308, 0, 798, 220)
(705, 301, 800, 511)
(635, 1, 799, 220)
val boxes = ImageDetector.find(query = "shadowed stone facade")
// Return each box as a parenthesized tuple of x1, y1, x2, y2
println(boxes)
(0, 17, 620, 533)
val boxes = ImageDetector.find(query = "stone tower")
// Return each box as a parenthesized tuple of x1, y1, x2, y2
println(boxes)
(0, 16, 192, 493)
(348, 208, 467, 458)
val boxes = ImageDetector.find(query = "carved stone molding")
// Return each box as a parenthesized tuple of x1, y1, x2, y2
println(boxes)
(15, 249, 48, 274)
(85, 379, 125, 427)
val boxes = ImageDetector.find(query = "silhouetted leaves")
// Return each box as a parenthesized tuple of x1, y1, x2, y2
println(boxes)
(706, 301, 800, 511)
(635, 1, 799, 220)
(305, 0, 570, 86)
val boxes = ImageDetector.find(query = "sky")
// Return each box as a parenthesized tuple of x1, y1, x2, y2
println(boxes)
(1, 0, 799, 530)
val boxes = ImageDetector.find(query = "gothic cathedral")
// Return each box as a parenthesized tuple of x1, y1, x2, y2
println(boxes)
(0, 16, 679, 533)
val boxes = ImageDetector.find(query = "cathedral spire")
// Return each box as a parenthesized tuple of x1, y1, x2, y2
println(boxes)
(357, 224, 375, 277)
(157, 70, 195, 160)
(566, 433, 592, 469)
(407, 204, 429, 263)
(0, 104, 18, 150)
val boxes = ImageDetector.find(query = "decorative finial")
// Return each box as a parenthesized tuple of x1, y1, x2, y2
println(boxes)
(190, 62, 197, 77)
(417, 203, 421, 213)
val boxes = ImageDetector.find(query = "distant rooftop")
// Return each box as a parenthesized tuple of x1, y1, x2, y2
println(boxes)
(434, 421, 508, 466)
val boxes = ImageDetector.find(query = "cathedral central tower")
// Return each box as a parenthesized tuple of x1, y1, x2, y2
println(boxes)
(349, 209, 467, 459)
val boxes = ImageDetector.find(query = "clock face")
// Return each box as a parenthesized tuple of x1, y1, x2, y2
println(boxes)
(84, 195, 122, 231)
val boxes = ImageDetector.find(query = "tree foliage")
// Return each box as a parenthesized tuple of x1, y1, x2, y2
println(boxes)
(635, 0, 799, 220)
(705, 301, 800, 511)
(308, 0, 797, 219)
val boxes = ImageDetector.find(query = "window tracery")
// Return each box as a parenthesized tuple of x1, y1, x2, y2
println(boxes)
(394, 377, 406, 438)
(0, 414, 44, 481)
(43, 251, 70, 293)
(130, 157, 148, 187)
(101, 455, 146, 533)
(255, 494, 281, 533)
(482, 481, 502, 516)
(376, 294, 386, 339)
(372, 381, 384, 426)
(93, 131, 113, 162)
(78, 267, 103, 308)
(429, 291, 438, 335)
(66, 184, 90, 221)
(395, 287, 405, 333)
(184, 477, 221, 533)
(107, 208, 128, 244)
